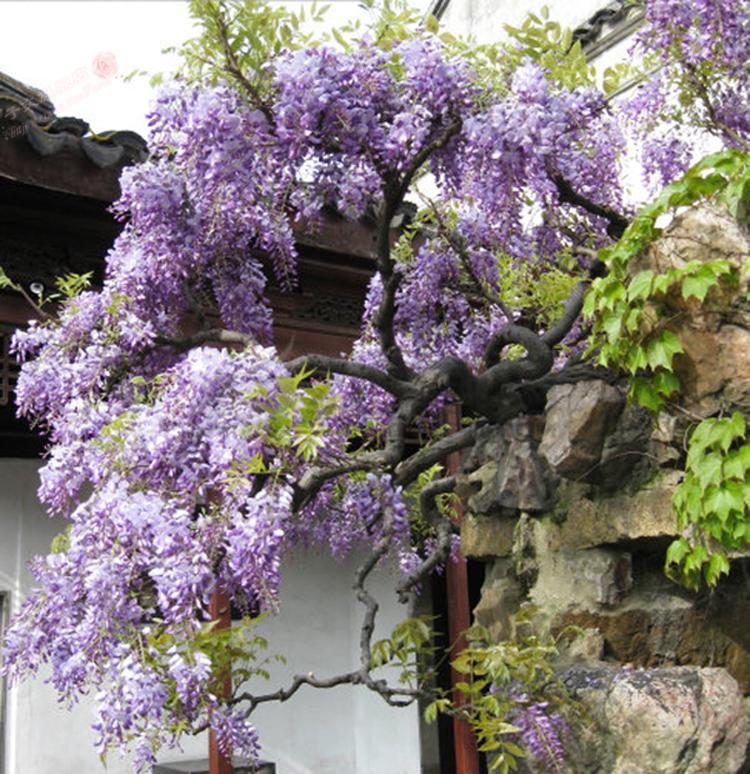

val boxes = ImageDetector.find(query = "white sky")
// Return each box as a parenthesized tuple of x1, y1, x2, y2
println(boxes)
(0, 1, 382, 137)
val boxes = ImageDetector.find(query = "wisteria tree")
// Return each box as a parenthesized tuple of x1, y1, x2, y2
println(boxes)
(2, 0, 749, 771)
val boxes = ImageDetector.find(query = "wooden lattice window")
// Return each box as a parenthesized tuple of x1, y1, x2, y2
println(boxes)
(0, 325, 20, 408)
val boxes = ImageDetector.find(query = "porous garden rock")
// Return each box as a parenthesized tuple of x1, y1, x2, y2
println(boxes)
(642, 203, 750, 414)
(460, 513, 515, 558)
(592, 402, 655, 489)
(463, 417, 556, 515)
(472, 560, 523, 642)
(646, 203, 749, 301)
(529, 545, 632, 615)
(561, 665, 749, 773)
(539, 380, 624, 480)
(559, 592, 750, 692)
(675, 322, 750, 412)
(547, 471, 682, 551)
(507, 515, 633, 617)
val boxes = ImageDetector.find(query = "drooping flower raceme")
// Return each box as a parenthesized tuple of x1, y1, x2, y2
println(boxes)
(622, 0, 750, 191)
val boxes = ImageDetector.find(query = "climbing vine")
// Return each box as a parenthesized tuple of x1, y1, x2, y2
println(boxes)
(585, 148, 750, 587)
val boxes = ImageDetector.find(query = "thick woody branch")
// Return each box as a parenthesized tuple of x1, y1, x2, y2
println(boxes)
(372, 120, 464, 382)
(550, 172, 629, 239)
(394, 425, 480, 488)
(372, 179, 413, 381)
(483, 323, 552, 372)
(157, 328, 255, 351)
(541, 281, 587, 346)
(286, 353, 414, 398)
(293, 358, 475, 509)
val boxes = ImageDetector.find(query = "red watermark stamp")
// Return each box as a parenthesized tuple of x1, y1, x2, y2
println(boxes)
(92, 51, 118, 80)
(1, 51, 121, 141)
(52, 52, 119, 116)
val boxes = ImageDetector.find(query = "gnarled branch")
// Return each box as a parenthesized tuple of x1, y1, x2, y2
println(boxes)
(550, 171, 629, 239)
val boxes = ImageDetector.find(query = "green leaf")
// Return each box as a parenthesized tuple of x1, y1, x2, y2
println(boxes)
(0, 265, 16, 290)
(630, 378, 663, 412)
(694, 454, 723, 491)
(723, 445, 750, 479)
(645, 330, 683, 371)
(681, 272, 717, 302)
(601, 311, 623, 341)
(703, 483, 744, 522)
(653, 370, 681, 397)
(424, 699, 449, 723)
(704, 552, 730, 586)
(627, 270, 654, 301)
(684, 543, 708, 573)
(665, 537, 690, 566)
(501, 741, 525, 757)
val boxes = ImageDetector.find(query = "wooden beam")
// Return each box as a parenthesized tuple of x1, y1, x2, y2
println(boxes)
(445, 405, 480, 774)
(209, 588, 234, 774)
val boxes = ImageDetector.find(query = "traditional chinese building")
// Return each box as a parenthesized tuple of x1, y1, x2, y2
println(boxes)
(0, 72, 430, 774)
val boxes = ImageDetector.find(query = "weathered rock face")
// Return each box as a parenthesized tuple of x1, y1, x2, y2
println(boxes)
(471, 560, 522, 642)
(560, 597, 750, 693)
(645, 203, 750, 416)
(593, 402, 655, 489)
(539, 380, 624, 480)
(463, 203, 750, 772)
(463, 417, 556, 515)
(460, 513, 515, 559)
(560, 665, 749, 774)
(547, 472, 683, 551)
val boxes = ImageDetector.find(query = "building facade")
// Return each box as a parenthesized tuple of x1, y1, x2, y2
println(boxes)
(0, 72, 422, 774)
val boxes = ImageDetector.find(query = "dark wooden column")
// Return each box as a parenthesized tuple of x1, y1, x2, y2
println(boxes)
(209, 588, 234, 774)
(445, 405, 480, 774)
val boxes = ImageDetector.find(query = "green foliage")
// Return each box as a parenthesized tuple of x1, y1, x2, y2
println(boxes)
(667, 412, 750, 589)
(495, 253, 585, 333)
(50, 525, 72, 554)
(585, 148, 750, 589)
(256, 367, 340, 464)
(145, 614, 283, 712)
(330, 2, 599, 102)
(341, 0, 426, 50)
(440, 5, 602, 100)
(370, 615, 435, 688)
(54, 271, 93, 299)
(585, 148, 750, 412)
(371, 609, 581, 771)
(404, 464, 441, 532)
(425, 607, 581, 773)
(502, 6, 595, 91)
(0, 265, 86, 314)
(601, 60, 635, 97)
(0, 265, 15, 292)
(171, 0, 326, 91)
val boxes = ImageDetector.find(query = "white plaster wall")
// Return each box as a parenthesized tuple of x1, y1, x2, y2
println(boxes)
(438, 0, 605, 46)
(0, 460, 421, 774)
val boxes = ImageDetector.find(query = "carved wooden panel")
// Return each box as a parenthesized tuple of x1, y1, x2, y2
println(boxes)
(0, 323, 18, 407)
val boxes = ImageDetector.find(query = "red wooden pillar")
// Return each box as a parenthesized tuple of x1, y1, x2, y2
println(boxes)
(209, 588, 234, 774)
(445, 405, 480, 774)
